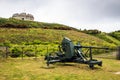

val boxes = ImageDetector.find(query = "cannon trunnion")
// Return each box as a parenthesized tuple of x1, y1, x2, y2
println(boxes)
(45, 37, 107, 69)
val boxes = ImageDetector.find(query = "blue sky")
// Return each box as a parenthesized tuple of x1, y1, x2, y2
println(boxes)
(0, 0, 120, 32)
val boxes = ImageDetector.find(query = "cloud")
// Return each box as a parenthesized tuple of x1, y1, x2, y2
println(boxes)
(0, 0, 120, 32)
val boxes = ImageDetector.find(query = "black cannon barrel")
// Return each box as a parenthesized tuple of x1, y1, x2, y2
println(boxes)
(75, 45, 108, 60)
(74, 45, 108, 50)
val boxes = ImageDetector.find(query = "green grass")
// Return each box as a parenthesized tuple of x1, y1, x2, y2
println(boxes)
(81, 29, 120, 46)
(0, 56, 120, 80)
(109, 31, 120, 41)
(0, 17, 119, 80)
(0, 18, 119, 56)
(0, 18, 73, 30)
(0, 28, 116, 56)
(0, 28, 115, 47)
(94, 33, 120, 46)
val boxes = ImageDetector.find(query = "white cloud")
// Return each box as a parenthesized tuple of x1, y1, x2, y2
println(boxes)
(0, 0, 120, 32)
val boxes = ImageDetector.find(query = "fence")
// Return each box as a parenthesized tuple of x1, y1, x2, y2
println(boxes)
(0, 45, 58, 60)
(0, 45, 119, 60)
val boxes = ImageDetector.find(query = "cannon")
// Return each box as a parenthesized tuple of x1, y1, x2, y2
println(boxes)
(45, 37, 108, 69)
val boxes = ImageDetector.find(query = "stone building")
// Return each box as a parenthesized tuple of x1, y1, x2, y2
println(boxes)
(12, 12, 34, 21)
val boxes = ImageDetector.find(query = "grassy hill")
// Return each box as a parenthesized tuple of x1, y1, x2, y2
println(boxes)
(0, 18, 120, 80)
(0, 18, 119, 57)
(93, 33, 120, 46)
(0, 28, 116, 47)
(0, 18, 118, 46)
(109, 30, 120, 41)
(0, 18, 74, 30)
(81, 29, 120, 46)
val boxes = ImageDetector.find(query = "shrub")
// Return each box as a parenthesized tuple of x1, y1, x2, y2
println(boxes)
(10, 47, 21, 58)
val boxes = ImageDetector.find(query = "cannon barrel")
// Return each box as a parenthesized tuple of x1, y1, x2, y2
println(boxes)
(74, 45, 108, 50)
(74, 45, 108, 61)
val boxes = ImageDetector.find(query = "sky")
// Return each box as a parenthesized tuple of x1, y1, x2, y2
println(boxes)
(0, 0, 120, 32)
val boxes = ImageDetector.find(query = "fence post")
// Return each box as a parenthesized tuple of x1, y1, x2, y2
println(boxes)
(21, 47, 24, 60)
(47, 46, 48, 55)
(116, 46, 120, 60)
(35, 46, 37, 60)
(5, 46, 9, 59)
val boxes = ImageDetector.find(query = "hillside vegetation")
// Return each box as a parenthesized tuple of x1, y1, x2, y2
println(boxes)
(0, 18, 119, 57)
(0, 28, 116, 47)
(109, 30, 120, 41)
(81, 29, 120, 46)
(0, 18, 74, 30)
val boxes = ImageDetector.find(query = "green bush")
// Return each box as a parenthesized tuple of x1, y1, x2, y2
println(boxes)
(10, 47, 22, 58)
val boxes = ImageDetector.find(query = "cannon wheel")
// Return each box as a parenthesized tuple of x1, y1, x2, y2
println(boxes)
(89, 64, 94, 69)
(44, 54, 51, 67)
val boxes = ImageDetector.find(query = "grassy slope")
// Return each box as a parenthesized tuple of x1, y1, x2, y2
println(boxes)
(94, 33, 120, 46)
(109, 31, 120, 41)
(0, 18, 119, 56)
(0, 57, 120, 80)
(0, 17, 120, 80)
(0, 28, 115, 48)
(80, 30, 120, 47)
(0, 18, 119, 47)
(0, 18, 74, 30)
